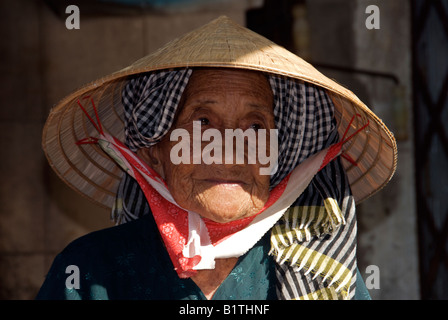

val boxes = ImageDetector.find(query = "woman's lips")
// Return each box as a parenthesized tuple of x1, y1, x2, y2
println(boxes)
(203, 179, 247, 188)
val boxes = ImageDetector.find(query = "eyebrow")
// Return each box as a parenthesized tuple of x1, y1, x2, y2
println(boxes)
(247, 102, 272, 112)
(178, 105, 214, 122)
(186, 99, 218, 106)
(183, 96, 273, 116)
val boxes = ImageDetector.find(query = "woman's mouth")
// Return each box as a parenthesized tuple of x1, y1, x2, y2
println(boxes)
(203, 179, 247, 189)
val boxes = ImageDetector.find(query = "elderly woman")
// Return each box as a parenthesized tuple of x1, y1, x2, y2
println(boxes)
(37, 17, 396, 300)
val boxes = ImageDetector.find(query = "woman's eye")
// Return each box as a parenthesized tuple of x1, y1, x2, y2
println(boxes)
(250, 123, 263, 131)
(198, 117, 210, 125)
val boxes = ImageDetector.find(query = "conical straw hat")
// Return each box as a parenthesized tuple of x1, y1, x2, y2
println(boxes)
(42, 16, 397, 209)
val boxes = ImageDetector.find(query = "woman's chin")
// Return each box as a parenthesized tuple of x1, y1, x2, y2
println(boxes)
(195, 195, 263, 224)
(173, 184, 269, 223)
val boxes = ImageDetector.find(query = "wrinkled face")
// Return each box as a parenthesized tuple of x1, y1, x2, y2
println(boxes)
(138, 68, 275, 223)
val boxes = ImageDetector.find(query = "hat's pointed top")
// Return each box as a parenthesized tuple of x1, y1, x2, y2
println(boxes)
(116, 15, 355, 103)
(121, 15, 275, 69)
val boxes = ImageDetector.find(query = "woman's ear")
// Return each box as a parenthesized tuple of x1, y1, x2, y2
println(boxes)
(137, 146, 164, 178)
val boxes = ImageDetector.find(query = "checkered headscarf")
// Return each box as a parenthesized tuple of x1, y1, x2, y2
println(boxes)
(122, 68, 338, 187)
(122, 69, 193, 151)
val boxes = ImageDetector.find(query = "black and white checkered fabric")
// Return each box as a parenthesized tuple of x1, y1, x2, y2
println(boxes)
(267, 75, 337, 186)
(122, 68, 193, 152)
(121, 68, 337, 187)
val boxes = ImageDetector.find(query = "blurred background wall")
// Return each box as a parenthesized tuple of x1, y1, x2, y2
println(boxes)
(1, 0, 443, 300)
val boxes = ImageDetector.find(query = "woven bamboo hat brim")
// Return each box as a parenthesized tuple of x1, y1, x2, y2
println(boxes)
(42, 16, 397, 209)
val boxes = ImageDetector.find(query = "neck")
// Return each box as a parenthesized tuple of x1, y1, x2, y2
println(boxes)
(190, 257, 238, 300)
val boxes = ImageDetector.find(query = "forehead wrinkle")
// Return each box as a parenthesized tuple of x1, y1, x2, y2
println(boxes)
(185, 69, 272, 96)
(177, 68, 274, 121)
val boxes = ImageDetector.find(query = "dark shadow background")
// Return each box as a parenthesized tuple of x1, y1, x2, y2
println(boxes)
(1, 0, 444, 300)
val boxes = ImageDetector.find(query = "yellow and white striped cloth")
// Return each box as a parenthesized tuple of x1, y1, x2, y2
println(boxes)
(270, 157, 357, 300)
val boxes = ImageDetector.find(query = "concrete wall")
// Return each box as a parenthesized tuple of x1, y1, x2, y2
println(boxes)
(308, 0, 418, 299)
(353, 0, 419, 300)
(0, 0, 418, 299)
